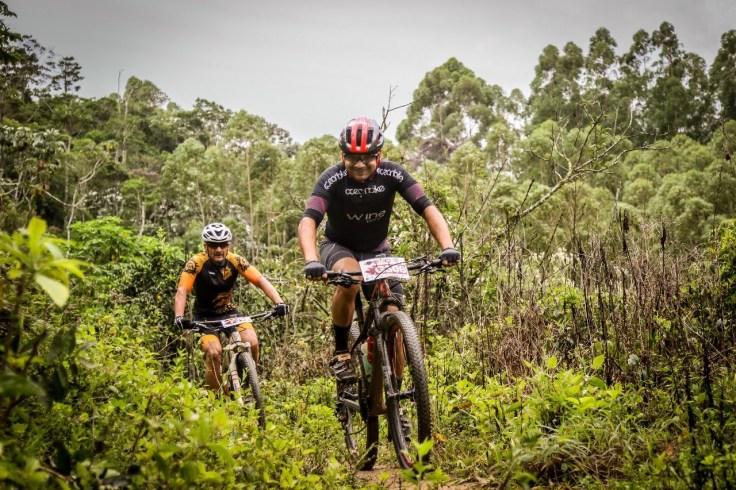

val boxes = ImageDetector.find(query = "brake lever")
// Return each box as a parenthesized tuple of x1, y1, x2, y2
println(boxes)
(422, 264, 444, 274)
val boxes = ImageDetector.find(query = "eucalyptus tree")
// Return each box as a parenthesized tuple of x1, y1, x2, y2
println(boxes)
(710, 30, 736, 121)
(115, 76, 175, 165)
(527, 42, 585, 129)
(178, 98, 232, 148)
(0, 3, 44, 121)
(396, 57, 509, 163)
(527, 29, 634, 142)
(221, 110, 292, 246)
(158, 138, 235, 236)
(620, 22, 713, 143)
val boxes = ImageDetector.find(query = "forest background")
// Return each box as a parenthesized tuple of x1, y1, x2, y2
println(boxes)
(1, 1, 736, 487)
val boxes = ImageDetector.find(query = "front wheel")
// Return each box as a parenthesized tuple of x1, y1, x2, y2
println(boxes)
(237, 351, 265, 428)
(380, 311, 432, 469)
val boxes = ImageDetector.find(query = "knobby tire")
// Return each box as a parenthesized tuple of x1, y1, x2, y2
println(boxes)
(237, 351, 266, 428)
(381, 311, 432, 469)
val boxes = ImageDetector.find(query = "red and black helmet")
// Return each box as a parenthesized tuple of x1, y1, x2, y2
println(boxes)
(338, 117, 384, 154)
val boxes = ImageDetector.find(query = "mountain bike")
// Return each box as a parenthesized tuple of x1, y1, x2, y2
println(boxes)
(182, 311, 273, 428)
(327, 256, 443, 470)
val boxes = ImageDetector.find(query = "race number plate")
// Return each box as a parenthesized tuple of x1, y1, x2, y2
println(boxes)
(359, 256, 410, 281)
(220, 316, 252, 326)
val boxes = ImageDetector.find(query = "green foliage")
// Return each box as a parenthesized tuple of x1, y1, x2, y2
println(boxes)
(429, 325, 736, 488)
(0, 217, 356, 488)
(716, 219, 736, 306)
(3, 10, 736, 488)
(70, 217, 183, 332)
(433, 356, 634, 486)
(396, 57, 509, 162)
(710, 31, 736, 120)
(0, 217, 85, 307)
(0, 218, 88, 490)
(400, 440, 448, 486)
(528, 41, 585, 127)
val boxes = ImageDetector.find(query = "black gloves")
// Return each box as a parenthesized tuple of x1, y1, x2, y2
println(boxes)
(272, 303, 289, 317)
(439, 247, 461, 266)
(174, 315, 185, 330)
(304, 260, 326, 279)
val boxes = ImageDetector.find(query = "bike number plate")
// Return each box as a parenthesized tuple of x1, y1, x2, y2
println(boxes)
(359, 257, 410, 281)
(220, 316, 252, 326)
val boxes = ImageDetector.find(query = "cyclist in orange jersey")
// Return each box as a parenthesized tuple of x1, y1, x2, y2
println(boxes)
(174, 222, 288, 392)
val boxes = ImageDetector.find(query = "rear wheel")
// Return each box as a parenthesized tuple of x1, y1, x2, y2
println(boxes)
(381, 311, 432, 469)
(337, 379, 378, 470)
(237, 351, 265, 428)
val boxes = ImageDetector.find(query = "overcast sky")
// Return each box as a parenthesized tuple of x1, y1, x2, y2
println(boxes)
(7, 0, 736, 143)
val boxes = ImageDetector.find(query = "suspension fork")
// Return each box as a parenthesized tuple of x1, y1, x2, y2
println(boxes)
(224, 330, 251, 406)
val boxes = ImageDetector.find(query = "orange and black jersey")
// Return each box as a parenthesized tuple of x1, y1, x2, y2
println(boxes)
(178, 252, 263, 317)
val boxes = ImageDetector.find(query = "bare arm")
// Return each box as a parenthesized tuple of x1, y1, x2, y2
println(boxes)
(422, 205, 454, 250)
(256, 276, 284, 305)
(173, 287, 188, 317)
(298, 216, 320, 262)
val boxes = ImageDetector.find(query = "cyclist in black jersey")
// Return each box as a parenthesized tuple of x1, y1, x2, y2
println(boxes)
(298, 117, 460, 381)
(173, 223, 288, 392)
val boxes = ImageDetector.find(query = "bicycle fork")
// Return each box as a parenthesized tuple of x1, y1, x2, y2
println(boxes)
(375, 330, 414, 406)
(224, 332, 252, 406)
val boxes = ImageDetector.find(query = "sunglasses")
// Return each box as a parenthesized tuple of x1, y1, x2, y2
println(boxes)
(205, 242, 230, 250)
(344, 153, 378, 164)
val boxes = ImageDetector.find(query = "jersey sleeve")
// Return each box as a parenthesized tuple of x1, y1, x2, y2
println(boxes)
(303, 166, 339, 225)
(230, 253, 263, 285)
(396, 165, 432, 215)
(177, 256, 200, 292)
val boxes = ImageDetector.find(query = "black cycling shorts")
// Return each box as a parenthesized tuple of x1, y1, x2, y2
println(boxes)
(319, 240, 404, 304)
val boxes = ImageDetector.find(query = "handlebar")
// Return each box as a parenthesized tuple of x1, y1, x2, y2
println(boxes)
(325, 256, 445, 287)
(181, 310, 274, 333)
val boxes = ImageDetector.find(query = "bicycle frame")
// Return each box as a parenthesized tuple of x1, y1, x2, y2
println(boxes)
(328, 256, 442, 469)
(182, 311, 271, 410)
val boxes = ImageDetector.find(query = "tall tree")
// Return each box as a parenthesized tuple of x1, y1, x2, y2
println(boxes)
(527, 42, 585, 128)
(710, 30, 736, 121)
(179, 98, 232, 147)
(396, 57, 507, 163)
(0, 3, 42, 120)
(621, 22, 714, 142)
(50, 56, 83, 95)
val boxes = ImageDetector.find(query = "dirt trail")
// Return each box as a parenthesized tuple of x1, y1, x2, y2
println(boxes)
(354, 465, 481, 489)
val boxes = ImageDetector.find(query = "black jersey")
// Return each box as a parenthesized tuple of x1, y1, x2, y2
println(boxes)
(303, 160, 431, 251)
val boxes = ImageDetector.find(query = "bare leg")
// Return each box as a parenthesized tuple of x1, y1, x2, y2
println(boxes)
(331, 256, 361, 327)
(201, 337, 224, 393)
(239, 328, 260, 363)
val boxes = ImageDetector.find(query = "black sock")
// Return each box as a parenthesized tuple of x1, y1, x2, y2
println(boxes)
(333, 324, 350, 353)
